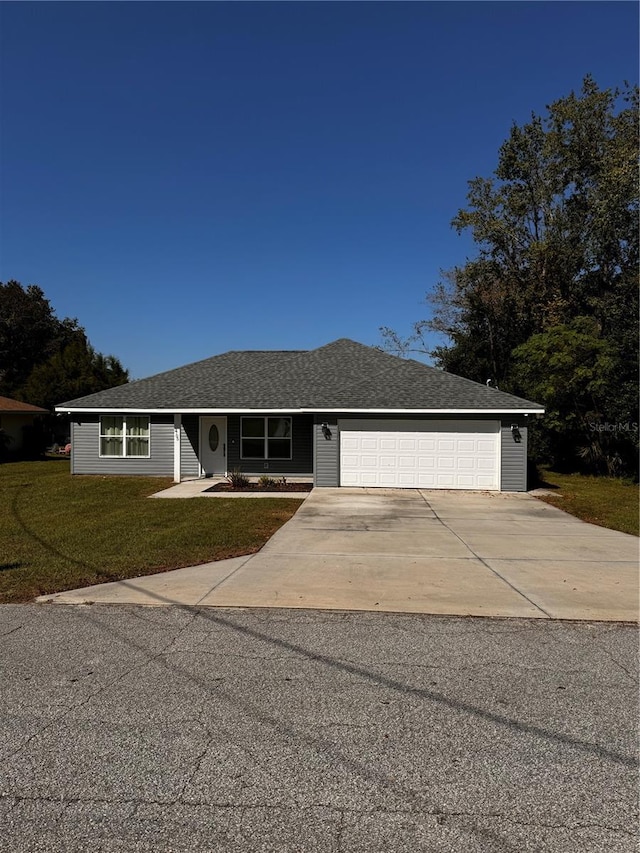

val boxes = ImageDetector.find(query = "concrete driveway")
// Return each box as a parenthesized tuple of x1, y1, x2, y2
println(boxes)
(39, 488, 638, 621)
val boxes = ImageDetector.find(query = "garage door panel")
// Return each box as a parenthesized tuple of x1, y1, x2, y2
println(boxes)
(399, 456, 418, 468)
(418, 457, 435, 469)
(437, 474, 455, 487)
(399, 473, 417, 486)
(380, 472, 397, 486)
(478, 457, 496, 470)
(341, 473, 358, 486)
(477, 475, 498, 487)
(457, 475, 475, 487)
(340, 424, 499, 490)
(418, 474, 436, 487)
(438, 457, 455, 469)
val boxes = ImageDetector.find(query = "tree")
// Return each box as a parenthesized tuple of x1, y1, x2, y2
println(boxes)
(382, 77, 639, 476)
(0, 280, 82, 395)
(0, 280, 129, 412)
(511, 317, 623, 475)
(21, 334, 128, 411)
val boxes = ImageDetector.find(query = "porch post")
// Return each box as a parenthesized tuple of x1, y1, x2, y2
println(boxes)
(173, 414, 182, 482)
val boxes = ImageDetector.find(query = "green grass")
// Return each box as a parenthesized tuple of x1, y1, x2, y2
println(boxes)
(537, 469, 639, 537)
(0, 459, 303, 603)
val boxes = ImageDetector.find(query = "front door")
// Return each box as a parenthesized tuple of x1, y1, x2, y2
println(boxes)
(200, 417, 227, 477)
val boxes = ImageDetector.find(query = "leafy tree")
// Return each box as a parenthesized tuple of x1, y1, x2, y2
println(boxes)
(511, 317, 624, 474)
(0, 280, 129, 412)
(382, 77, 639, 476)
(0, 280, 82, 395)
(21, 334, 128, 411)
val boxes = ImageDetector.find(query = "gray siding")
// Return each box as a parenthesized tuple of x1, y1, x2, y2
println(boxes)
(226, 414, 313, 476)
(71, 415, 174, 476)
(312, 413, 529, 491)
(180, 415, 200, 478)
(314, 416, 339, 486)
(70, 411, 531, 489)
(500, 417, 528, 492)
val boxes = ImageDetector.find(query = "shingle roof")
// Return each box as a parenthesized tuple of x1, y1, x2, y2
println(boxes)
(0, 396, 48, 413)
(56, 339, 543, 412)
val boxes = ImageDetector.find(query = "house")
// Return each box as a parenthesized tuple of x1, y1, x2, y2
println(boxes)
(0, 396, 48, 453)
(55, 338, 544, 491)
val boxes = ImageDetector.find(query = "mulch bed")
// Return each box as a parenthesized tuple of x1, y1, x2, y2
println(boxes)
(207, 482, 313, 493)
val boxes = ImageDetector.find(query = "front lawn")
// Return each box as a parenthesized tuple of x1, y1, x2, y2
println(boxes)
(536, 469, 639, 537)
(0, 459, 303, 603)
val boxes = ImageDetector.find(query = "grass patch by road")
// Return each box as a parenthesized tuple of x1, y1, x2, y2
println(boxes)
(0, 459, 303, 603)
(537, 469, 639, 537)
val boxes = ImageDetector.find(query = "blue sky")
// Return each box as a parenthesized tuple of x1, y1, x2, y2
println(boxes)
(1, 2, 637, 380)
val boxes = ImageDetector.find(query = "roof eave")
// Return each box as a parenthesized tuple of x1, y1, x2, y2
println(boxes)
(56, 406, 545, 415)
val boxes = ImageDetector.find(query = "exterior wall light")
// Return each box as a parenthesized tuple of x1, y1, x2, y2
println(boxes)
(511, 424, 522, 443)
(321, 423, 332, 440)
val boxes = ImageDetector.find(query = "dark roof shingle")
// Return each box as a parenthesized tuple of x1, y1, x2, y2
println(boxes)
(56, 339, 543, 412)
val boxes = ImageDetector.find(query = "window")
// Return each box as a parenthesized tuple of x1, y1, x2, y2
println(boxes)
(99, 416, 150, 457)
(241, 417, 292, 460)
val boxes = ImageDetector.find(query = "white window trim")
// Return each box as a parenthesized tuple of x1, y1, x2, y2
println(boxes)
(240, 416, 293, 461)
(99, 415, 151, 459)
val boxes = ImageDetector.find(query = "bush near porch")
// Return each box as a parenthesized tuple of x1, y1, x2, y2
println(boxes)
(0, 459, 303, 604)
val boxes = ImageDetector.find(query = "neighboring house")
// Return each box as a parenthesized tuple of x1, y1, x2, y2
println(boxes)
(0, 396, 48, 453)
(55, 338, 544, 491)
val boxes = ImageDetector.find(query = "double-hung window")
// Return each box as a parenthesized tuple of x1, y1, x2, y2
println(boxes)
(241, 417, 292, 460)
(99, 416, 150, 457)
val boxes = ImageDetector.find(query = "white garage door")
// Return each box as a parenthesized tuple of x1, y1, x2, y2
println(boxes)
(339, 420, 500, 490)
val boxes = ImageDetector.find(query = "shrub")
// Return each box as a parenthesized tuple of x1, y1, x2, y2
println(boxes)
(258, 475, 276, 488)
(226, 469, 250, 489)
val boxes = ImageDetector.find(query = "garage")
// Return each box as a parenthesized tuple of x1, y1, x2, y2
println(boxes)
(339, 419, 500, 489)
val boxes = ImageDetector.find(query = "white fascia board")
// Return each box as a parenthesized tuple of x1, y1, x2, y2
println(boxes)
(57, 407, 307, 414)
(305, 408, 545, 415)
(57, 406, 545, 415)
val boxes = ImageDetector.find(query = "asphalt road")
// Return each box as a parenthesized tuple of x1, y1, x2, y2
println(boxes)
(0, 605, 637, 852)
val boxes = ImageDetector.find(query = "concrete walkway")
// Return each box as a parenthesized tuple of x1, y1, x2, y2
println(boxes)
(38, 488, 639, 621)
